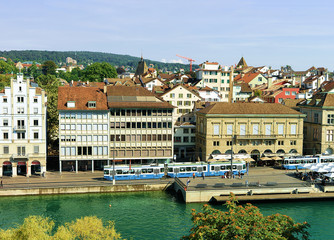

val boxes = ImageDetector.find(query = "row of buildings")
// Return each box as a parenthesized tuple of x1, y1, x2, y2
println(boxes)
(0, 56, 333, 176)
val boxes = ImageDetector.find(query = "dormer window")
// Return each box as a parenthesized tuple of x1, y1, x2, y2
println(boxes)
(88, 101, 96, 108)
(3, 98, 7, 103)
(67, 101, 76, 108)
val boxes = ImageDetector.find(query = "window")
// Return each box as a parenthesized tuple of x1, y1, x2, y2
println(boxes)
(3, 107, 8, 114)
(34, 120, 38, 126)
(327, 130, 333, 142)
(213, 141, 220, 146)
(227, 141, 232, 146)
(278, 124, 284, 135)
(34, 98, 38, 103)
(3, 132, 8, 139)
(3, 146, 9, 154)
(170, 93, 175, 98)
(34, 132, 39, 139)
(183, 136, 189, 142)
(265, 124, 271, 135)
(3, 119, 8, 126)
(34, 108, 38, 114)
(3, 98, 7, 103)
(285, 91, 290, 96)
(278, 141, 284, 145)
(313, 129, 319, 140)
(292, 91, 296, 95)
(34, 146, 39, 153)
(88, 101, 96, 108)
(178, 93, 183, 98)
(252, 124, 259, 135)
(213, 124, 220, 135)
(17, 132, 25, 139)
(328, 114, 334, 124)
(290, 140, 296, 145)
(183, 128, 189, 134)
(177, 101, 182, 106)
(187, 93, 191, 98)
(314, 113, 319, 123)
(227, 124, 233, 135)
(17, 107, 24, 114)
(290, 124, 297, 135)
(17, 146, 26, 156)
(175, 137, 181, 142)
(265, 140, 272, 145)
(17, 97, 24, 103)
(240, 124, 246, 136)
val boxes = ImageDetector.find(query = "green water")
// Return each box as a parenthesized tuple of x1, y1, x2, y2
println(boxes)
(0, 192, 331, 240)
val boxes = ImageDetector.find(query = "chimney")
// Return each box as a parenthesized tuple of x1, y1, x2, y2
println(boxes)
(268, 75, 273, 89)
(71, 80, 74, 86)
(228, 66, 234, 103)
(104, 85, 107, 94)
(292, 77, 296, 86)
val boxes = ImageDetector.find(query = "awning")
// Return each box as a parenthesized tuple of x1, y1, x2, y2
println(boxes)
(271, 157, 282, 161)
(18, 161, 26, 165)
(3, 161, 11, 166)
(31, 161, 40, 165)
(245, 158, 255, 162)
(260, 157, 272, 161)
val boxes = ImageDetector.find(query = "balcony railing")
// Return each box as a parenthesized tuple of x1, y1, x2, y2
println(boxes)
(11, 154, 29, 159)
(14, 125, 26, 131)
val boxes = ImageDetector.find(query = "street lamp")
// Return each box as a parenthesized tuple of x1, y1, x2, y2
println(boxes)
(112, 135, 119, 185)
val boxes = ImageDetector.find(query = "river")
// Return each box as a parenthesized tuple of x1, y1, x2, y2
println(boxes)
(0, 192, 331, 240)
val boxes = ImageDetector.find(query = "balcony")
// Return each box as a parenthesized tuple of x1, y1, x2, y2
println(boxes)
(235, 134, 278, 140)
(14, 125, 26, 131)
(11, 154, 29, 160)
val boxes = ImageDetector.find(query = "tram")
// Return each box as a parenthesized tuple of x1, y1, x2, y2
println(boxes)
(103, 161, 247, 180)
(282, 155, 334, 169)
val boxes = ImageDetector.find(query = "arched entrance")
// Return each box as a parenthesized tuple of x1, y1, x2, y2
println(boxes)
(3, 161, 12, 176)
(289, 149, 298, 154)
(264, 149, 272, 155)
(211, 150, 221, 155)
(325, 148, 333, 155)
(238, 150, 247, 154)
(31, 161, 41, 175)
(225, 150, 234, 155)
(277, 149, 285, 154)
(251, 150, 260, 161)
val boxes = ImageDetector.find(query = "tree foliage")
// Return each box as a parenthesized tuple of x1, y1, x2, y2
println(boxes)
(0, 216, 123, 240)
(82, 62, 117, 82)
(253, 89, 262, 97)
(183, 194, 310, 240)
(36, 75, 61, 144)
(0, 60, 16, 74)
(42, 60, 57, 75)
(0, 74, 11, 91)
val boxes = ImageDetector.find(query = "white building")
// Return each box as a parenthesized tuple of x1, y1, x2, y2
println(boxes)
(0, 73, 47, 177)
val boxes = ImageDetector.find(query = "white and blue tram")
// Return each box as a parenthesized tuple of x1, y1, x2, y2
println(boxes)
(103, 161, 247, 181)
(282, 155, 334, 169)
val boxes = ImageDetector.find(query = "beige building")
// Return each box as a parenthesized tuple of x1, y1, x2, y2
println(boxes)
(195, 102, 305, 161)
(0, 73, 47, 177)
(298, 91, 334, 155)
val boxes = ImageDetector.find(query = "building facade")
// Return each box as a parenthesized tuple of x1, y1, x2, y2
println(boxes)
(298, 92, 334, 155)
(0, 73, 47, 177)
(195, 102, 305, 162)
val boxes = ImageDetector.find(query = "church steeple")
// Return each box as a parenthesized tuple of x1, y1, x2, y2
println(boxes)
(135, 54, 148, 76)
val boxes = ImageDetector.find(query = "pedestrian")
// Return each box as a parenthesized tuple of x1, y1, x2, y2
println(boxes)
(238, 172, 241, 179)
(0, 179, 3, 188)
(192, 173, 195, 179)
(202, 172, 205, 180)
(186, 178, 190, 186)
(71, 165, 74, 172)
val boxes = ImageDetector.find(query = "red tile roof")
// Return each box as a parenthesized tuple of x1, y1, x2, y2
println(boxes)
(57, 86, 108, 110)
(234, 72, 261, 84)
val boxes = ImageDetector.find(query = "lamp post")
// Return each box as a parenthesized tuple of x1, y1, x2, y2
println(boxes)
(112, 135, 118, 185)
(230, 135, 235, 179)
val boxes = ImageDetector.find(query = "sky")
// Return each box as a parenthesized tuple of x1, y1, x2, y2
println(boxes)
(1, 0, 334, 70)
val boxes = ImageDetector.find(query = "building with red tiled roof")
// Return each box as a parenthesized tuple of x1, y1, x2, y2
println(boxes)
(234, 72, 267, 88)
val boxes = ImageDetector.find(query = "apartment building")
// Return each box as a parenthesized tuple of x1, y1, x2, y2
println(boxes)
(174, 122, 196, 161)
(0, 73, 47, 177)
(298, 91, 334, 155)
(195, 61, 234, 101)
(107, 86, 175, 164)
(196, 102, 305, 162)
(58, 86, 109, 172)
(159, 85, 201, 122)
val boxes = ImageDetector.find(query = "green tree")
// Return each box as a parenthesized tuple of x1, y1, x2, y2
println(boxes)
(0, 216, 123, 239)
(28, 62, 42, 79)
(183, 194, 310, 240)
(83, 62, 117, 82)
(0, 74, 11, 91)
(36, 75, 61, 145)
(253, 89, 262, 97)
(42, 60, 57, 75)
(0, 61, 16, 74)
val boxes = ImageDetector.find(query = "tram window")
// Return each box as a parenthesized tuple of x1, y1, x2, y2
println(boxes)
(203, 166, 206, 171)
(147, 168, 153, 173)
(214, 166, 220, 171)
(197, 167, 203, 172)
(220, 166, 225, 170)
(168, 168, 173, 172)
(301, 160, 304, 164)
(129, 169, 135, 174)
(186, 167, 191, 172)
(243, 164, 246, 169)
(192, 167, 197, 171)
(123, 170, 129, 174)
(232, 165, 237, 169)
(226, 166, 231, 170)
(104, 170, 109, 175)
(284, 160, 288, 164)
(116, 170, 122, 175)
(174, 168, 179, 173)
(142, 169, 147, 173)
(160, 168, 164, 173)
(180, 167, 186, 172)
(211, 166, 215, 171)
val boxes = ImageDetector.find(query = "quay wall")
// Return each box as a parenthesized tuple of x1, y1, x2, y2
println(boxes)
(0, 184, 168, 197)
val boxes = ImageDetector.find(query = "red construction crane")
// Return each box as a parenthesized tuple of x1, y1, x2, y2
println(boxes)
(176, 54, 195, 72)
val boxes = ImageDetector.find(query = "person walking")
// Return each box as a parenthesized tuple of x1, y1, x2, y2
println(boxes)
(202, 172, 205, 180)
(0, 178, 3, 189)
(192, 173, 195, 179)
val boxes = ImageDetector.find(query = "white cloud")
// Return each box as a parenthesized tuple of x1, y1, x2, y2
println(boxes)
(169, 59, 184, 64)
(161, 59, 167, 63)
